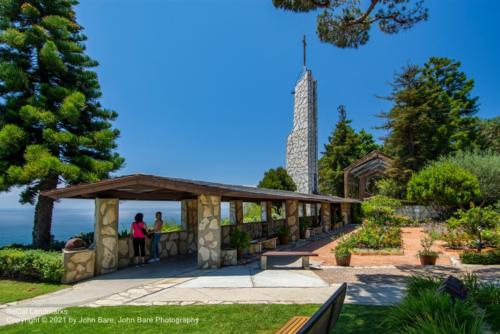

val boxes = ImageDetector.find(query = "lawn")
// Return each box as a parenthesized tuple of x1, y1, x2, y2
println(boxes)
(0, 280, 67, 304)
(0, 304, 391, 333)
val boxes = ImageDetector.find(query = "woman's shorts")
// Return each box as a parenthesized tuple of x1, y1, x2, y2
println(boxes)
(132, 237, 146, 257)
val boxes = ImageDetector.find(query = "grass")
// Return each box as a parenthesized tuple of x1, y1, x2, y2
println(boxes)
(0, 304, 391, 334)
(0, 279, 67, 304)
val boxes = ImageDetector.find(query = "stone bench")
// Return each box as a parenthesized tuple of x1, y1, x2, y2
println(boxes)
(248, 237, 278, 254)
(260, 251, 318, 270)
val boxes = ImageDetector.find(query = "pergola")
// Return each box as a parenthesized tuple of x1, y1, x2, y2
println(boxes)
(343, 151, 393, 199)
(43, 174, 359, 274)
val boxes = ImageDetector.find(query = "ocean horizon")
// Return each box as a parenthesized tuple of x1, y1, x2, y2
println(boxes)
(0, 207, 184, 247)
(0, 202, 231, 247)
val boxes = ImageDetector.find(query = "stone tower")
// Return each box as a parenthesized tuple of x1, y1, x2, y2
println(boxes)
(286, 67, 318, 194)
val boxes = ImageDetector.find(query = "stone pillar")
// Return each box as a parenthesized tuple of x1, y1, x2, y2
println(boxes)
(341, 203, 351, 225)
(229, 200, 243, 225)
(94, 198, 119, 275)
(285, 200, 299, 242)
(197, 194, 221, 269)
(321, 202, 331, 232)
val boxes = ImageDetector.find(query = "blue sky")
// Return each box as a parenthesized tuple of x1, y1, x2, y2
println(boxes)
(1, 0, 499, 209)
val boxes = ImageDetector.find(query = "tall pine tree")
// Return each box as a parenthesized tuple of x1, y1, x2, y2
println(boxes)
(0, 0, 124, 249)
(379, 57, 479, 184)
(319, 105, 378, 196)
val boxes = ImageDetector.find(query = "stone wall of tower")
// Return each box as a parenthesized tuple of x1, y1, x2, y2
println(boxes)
(286, 69, 318, 194)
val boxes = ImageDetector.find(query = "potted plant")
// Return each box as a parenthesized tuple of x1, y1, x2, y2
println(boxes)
(276, 225, 291, 245)
(418, 236, 439, 265)
(229, 229, 251, 258)
(300, 217, 312, 239)
(333, 239, 353, 266)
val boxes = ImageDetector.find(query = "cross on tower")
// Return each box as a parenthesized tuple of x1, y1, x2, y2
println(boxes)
(303, 35, 307, 67)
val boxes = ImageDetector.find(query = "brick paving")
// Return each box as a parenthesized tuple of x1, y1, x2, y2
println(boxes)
(300, 227, 454, 266)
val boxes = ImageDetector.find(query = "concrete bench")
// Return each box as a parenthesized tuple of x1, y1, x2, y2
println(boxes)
(276, 283, 347, 334)
(259, 237, 278, 250)
(248, 237, 278, 254)
(260, 251, 318, 270)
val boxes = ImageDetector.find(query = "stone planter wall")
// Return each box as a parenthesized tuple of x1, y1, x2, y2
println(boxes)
(62, 249, 95, 283)
(396, 205, 439, 221)
(117, 230, 197, 268)
(221, 220, 286, 248)
(221, 249, 237, 266)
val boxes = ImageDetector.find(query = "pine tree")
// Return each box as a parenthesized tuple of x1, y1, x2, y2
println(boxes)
(258, 167, 297, 192)
(272, 0, 428, 48)
(319, 105, 378, 196)
(258, 166, 296, 216)
(379, 57, 479, 184)
(0, 0, 124, 249)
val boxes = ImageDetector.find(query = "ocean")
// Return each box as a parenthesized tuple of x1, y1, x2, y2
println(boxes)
(0, 202, 230, 247)
(0, 207, 182, 247)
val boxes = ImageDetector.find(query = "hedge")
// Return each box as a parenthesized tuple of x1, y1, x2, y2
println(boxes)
(460, 250, 500, 265)
(0, 248, 64, 283)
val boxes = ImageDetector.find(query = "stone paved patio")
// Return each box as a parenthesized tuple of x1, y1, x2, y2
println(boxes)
(0, 254, 406, 326)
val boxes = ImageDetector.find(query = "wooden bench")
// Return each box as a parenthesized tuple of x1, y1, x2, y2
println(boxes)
(276, 283, 347, 334)
(261, 251, 318, 270)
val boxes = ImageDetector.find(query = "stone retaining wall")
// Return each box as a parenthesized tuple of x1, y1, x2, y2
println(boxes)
(117, 230, 196, 268)
(396, 205, 439, 221)
(62, 249, 95, 283)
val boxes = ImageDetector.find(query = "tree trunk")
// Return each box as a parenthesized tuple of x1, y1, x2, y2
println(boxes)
(32, 178, 58, 250)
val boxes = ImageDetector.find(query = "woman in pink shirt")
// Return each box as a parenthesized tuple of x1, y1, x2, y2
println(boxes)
(130, 213, 147, 266)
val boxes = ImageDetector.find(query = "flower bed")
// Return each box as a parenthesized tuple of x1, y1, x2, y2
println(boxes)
(350, 222, 402, 249)
(351, 247, 404, 256)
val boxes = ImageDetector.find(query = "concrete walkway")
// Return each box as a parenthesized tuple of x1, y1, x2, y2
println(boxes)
(0, 255, 406, 326)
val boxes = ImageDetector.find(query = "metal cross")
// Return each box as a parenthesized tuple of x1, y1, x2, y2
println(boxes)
(303, 35, 307, 67)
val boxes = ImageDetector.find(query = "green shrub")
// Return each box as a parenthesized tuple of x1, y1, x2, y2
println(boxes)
(442, 228, 470, 248)
(438, 150, 500, 206)
(482, 228, 500, 248)
(383, 290, 484, 334)
(460, 250, 500, 265)
(361, 195, 401, 224)
(276, 224, 290, 237)
(332, 236, 355, 257)
(299, 216, 314, 229)
(221, 218, 231, 226)
(407, 162, 480, 214)
(71, 232, 94, 245)
(161, 223, 182, 232)
(229, 229, 251, 251)
(447, 206, 499, 251)
(375, 178, 406, 199)
(119, 229, 130, 238)
(347, 221, 401, 249)
(0, 248, 64, 282)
